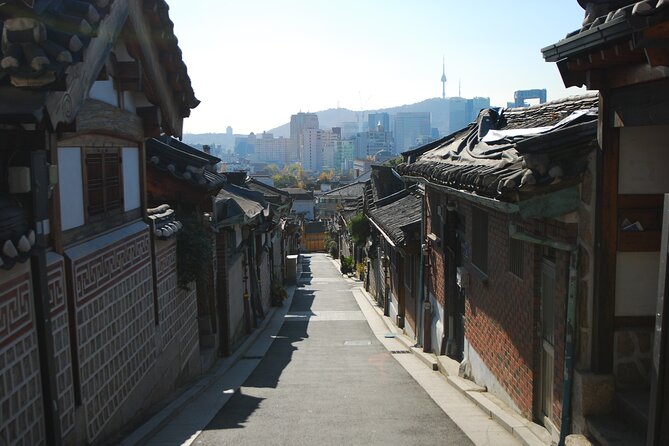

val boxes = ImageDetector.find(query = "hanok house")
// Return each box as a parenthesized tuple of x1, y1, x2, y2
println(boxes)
(211, 178, 275, 355)
(543, 2, 669, 444)
(245, 176, 295, 284)
(145, 136, 227, 369)
(366, 185, 423, 341)
(0, 1, 199, 444)
(398, 93, 600, 442)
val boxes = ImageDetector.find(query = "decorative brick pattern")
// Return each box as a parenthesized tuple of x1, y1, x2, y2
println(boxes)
(72, 230, 155, 442)
(47, 258, 75, 437)
(156, 242, 180, 347)
(178, 285, 198, 362)
(0, 271, 46, 446)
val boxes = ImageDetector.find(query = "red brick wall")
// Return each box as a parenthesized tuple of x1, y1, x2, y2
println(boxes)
(425, 185, 576, 424)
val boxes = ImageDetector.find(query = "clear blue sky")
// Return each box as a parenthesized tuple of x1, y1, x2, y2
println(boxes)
(169, 1, 587, 135)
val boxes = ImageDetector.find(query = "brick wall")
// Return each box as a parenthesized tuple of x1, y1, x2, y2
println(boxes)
(66, 226, 155, 442)
(426, 185, 576, 425)
(156, 240, 180, 347)
(0, 265, 45, 446)
(46, 254, 75, 438)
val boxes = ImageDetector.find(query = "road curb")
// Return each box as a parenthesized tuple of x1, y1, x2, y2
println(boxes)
(120, 284, 298, 446)
(351, 279, 551, 446)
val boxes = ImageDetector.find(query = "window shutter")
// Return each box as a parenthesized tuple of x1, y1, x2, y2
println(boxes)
(86, 152, 105, 216)
(104, 151, 122, 212)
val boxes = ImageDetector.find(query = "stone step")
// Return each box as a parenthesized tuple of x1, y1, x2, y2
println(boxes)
(615, 390, 649, 434)
(587, 414, 645, 446)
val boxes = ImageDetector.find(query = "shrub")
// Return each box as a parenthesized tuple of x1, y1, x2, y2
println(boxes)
(348, 213, 370, 245)
(356, 262, 366, 278)
(340, 255, 354, 274)
(176, 215, 213, 290)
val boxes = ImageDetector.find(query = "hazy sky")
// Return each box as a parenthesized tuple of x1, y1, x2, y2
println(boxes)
(169, 1, 587, 135)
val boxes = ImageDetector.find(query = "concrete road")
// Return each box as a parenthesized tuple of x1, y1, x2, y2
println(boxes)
(192, 254, 474, 446)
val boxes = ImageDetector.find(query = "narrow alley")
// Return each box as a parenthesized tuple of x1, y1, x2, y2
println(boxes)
(138, 254, 520, 446)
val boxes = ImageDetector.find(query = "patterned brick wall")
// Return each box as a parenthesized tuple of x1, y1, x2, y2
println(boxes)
(0, 267, 45, 446)
(69, 228, 155, 442)
(156, 241, 180, 347)
(46, 255, 75, 438)
(177, 286, 199, 362)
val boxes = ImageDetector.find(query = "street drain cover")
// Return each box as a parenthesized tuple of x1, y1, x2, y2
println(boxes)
(344, 340, 372, 346)
(384, 333, 396, 338)
(241, 356, 264, 360)
(390, 350, 411, 354)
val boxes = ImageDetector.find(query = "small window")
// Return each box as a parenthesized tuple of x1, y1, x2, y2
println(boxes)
(84, 148, 122, 220)
(471, 207, 488, 274)
(509, 237, 523, 278)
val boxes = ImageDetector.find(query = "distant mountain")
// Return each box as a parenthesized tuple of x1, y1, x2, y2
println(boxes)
(185, 96, 495, 145)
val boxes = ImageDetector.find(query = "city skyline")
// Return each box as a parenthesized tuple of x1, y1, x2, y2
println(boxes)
(170, 1, 587, 135)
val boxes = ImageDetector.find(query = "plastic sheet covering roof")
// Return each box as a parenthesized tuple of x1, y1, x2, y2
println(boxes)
(213, 183, 266, 226)
(398, 93, 599, 201)
(368, 190, 421, 246)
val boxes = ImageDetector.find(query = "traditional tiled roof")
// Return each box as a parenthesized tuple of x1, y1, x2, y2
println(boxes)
(368, 190, 421, 246)
(322, 181, 366, 199)
(246, 178, 291, 204)
(542, 0, 669, 63)
(0, 195, 35, 270)
(0, 0, 198, 123)
(146, 136, 226, 190)
(147, 204, 182, 239)
(281, 188, 313, 201)
(304, 221, 326, 234)
(397, 93, 599, 201)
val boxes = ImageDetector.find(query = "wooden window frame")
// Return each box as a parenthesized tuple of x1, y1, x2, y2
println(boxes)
(82, 147, 124, 223)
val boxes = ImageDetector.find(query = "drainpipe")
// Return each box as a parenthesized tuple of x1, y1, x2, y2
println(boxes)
(508, 223, 578, 446)
(415, 189, 426, 348)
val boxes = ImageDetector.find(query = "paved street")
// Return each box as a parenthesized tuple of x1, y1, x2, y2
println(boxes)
(191, 254, 473, 445)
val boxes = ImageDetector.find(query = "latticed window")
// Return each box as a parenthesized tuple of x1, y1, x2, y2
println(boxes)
(471, 207, 488, 274)
(84, 148, 122, 219)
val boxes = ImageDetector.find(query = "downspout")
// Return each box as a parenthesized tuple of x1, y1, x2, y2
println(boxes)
(415, 189, 426, 347)
(509, 223, 578, 446)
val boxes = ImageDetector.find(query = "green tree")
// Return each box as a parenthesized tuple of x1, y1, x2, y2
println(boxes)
(348, 213, 370, 245)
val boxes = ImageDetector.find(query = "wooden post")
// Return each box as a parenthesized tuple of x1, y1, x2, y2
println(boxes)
(30, 148, 63, 445)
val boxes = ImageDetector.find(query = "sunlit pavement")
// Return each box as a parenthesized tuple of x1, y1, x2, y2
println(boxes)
(139, 253, 521, 446)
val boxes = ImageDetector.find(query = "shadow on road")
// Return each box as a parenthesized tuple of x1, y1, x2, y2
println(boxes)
(203, 255, 315, 430)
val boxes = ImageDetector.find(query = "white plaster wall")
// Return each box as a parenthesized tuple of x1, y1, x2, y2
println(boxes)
(88, 79, 118, 107)
(58, 147, 84, 230)
(123, 91, 136, 113)
(292, 200, 314, 220)
(615, 251, 660, 316)
(389, 291, 399, 325)
(619, 125, 669, 194)
(463, 337, 522, 414)
(122, 147, 140, 211)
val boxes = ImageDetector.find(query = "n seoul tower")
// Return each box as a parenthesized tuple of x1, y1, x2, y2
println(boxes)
(441, 57, 447, 99)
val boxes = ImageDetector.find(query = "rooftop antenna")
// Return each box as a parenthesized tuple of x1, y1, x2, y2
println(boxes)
(441, 56, 447, 99)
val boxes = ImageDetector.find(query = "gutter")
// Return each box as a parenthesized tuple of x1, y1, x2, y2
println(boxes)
(368, 217, 397, 248)
(509, 223, 578, 446)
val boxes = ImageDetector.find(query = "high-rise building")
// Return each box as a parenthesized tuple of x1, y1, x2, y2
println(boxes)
(393, 112, 431, 152)
(303, 128, 324, 172)
(321, 129, 341, 170)
(254, 132, 290, 164)
(289, 112, 319, 162)
(368, 113, 390, 133)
